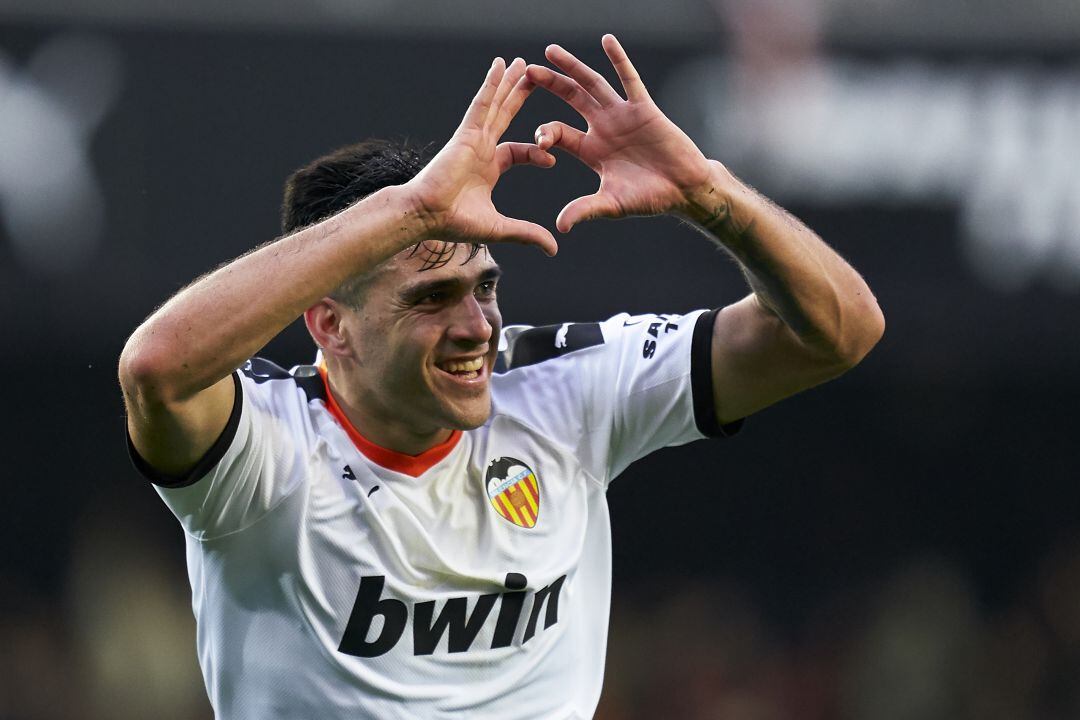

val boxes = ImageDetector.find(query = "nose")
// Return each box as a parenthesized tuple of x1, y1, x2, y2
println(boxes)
(447, 295, 493, 348)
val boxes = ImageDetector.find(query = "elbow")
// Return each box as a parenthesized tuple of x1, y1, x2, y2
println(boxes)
(118, 331, 180, 407)
(118, 336, 156, 405)
(830, 294, 885, 370)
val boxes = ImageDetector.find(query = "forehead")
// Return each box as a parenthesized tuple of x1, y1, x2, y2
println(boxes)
(374, 242, 499, 291)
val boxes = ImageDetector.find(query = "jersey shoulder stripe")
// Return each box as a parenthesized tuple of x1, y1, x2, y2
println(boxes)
(498, 322, 604, 371)
(241, 357, 326, 402)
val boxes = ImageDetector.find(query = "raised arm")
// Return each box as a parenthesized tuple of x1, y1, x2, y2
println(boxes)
(119, 57, 556, 476)
(526, 35, 884, 425)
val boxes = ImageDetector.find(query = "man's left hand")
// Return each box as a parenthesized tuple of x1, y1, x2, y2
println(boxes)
(526, 34, 716, 233)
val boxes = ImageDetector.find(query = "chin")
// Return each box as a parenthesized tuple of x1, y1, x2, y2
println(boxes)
(442, 395, 492, 431)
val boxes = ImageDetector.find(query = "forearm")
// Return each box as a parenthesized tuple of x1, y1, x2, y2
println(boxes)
(120, 185, 422, 402)
(680, 161, 884, 364)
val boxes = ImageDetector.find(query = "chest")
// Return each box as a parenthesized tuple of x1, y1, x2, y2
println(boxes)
(303, 417, 600, 590)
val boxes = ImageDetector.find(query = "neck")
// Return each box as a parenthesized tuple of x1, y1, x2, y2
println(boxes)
(323, 367, 451, 456)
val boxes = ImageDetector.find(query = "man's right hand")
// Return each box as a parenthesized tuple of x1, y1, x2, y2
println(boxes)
(403, 57, 559, 256)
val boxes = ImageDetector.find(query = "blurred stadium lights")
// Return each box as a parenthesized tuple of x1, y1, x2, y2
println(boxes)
(824, 0, 1080, 49)
(665, 58, 1080, 292)
(1, 0, 1079, 46)
(0, 33, 122, 276)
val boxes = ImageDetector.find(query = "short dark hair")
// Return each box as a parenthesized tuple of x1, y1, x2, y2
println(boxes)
(281, 138, 431, 235)
(281, 139, 485, 307)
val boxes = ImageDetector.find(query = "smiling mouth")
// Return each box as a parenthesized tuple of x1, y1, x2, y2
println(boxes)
(435, 356, 485, 381)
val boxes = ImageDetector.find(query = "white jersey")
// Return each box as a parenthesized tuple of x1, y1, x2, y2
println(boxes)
(130, 309, 738, 719)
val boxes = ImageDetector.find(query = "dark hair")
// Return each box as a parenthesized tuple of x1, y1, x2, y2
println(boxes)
(281, 139, 484, 297)
(281, 138, 430, 235)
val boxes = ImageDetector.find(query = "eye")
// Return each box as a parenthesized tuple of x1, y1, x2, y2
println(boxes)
(414, 290, 447, 306)
(476, 281, 497, 299)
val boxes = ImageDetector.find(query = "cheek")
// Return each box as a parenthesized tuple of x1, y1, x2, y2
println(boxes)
(484, 305, 502, 333)
(369, 342, 428, 401)
(356, 326, 414, 381)
(386, 325, 440, 378)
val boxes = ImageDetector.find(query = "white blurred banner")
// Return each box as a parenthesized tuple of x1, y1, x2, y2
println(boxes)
(666, 57, 1080, 292)
(0, 34, 122, 277)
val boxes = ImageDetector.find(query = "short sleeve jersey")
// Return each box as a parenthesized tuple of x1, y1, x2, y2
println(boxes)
(130, 309, 738, 719)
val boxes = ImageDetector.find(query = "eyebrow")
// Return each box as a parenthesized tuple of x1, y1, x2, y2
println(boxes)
(398, 265, 503, 301)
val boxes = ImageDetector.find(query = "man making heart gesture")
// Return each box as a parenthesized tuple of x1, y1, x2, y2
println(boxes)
(120, 35, 882, 720)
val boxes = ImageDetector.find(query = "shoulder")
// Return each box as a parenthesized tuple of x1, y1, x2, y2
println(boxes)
(497, 310, 713, 374)
(487, 313, 663, 435)
(236, 357, 329, 446)
(491, 308, 717, 429)
(488, 318, 618, 444)
(240, 357, 327, 401)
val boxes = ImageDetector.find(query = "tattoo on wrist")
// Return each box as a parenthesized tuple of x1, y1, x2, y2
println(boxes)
(698, 201, 754, 246)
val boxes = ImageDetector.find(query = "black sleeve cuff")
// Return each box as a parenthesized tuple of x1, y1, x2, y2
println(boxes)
(691, 308, 744, 438)
(127, 372, 244, 488)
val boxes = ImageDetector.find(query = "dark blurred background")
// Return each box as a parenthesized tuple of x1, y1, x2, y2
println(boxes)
(2, 0, 1078, 717)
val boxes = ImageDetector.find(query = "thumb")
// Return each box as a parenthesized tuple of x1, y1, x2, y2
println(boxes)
(556, 193, 620, 233)
(490, 214, 559, 256)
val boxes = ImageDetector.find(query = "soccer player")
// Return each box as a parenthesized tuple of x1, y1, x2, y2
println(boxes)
(120, 36, 882, 719)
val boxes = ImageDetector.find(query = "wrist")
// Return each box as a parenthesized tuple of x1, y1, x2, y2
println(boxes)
(353, 183, 434, 251)
(676, 160, 747, 234)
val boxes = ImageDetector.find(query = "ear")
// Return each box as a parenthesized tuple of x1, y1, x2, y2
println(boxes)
(304, 299, 353, 359)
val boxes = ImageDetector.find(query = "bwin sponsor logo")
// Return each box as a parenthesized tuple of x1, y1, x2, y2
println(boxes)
(338, 573, 567, 658)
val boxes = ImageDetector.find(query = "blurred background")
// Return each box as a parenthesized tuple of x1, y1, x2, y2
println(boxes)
(2, 0, 1078, 717)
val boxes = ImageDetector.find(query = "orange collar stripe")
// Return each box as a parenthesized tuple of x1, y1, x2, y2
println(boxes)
(317, 365, 461, 477)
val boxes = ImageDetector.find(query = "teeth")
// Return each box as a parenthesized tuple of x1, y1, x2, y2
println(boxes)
(442, 357, 484, 374)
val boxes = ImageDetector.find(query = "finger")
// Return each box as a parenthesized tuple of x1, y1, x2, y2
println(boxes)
(526, 64, 601, 119)
(491, 74, 537, 138)
(486, 57, 526, 130)
(544, 43, 623, 106)
(557, 193, 621, 233)
(533, 121, 587, 159)
(458, 57, 506, 132)
(491, 215, 559, 256)
(496, 142, 557, 174)
(601, 33, 650, 102)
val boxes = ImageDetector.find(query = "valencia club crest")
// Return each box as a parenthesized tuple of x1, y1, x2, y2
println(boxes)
(485, 457, 540, 529)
